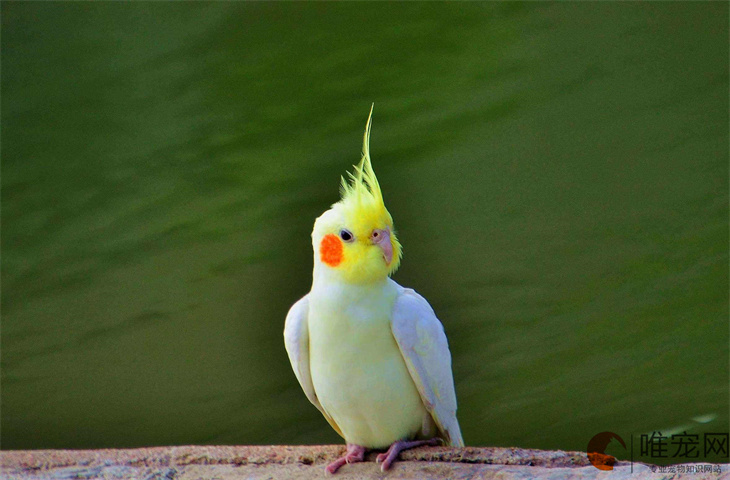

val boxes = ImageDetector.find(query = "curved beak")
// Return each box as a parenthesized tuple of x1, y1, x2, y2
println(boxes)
(370, 228, 393, 265)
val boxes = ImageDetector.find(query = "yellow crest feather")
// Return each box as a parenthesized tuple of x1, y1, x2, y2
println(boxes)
(339, 104, 386, 215)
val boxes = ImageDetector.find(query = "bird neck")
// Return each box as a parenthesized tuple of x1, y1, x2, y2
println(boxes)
(311, 266, 394, 300)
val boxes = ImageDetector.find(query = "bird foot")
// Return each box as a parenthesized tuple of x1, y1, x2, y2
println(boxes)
(375, 438, 441, 471)
(325, 443, 366, 474)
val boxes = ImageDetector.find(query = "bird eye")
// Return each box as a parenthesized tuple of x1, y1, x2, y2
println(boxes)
(339, 229, 354, 242)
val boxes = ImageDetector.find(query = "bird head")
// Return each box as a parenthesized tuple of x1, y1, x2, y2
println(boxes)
(312, 106, 402, 285)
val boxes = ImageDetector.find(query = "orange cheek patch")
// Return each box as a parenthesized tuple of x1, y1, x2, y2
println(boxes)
(320, 234, 343, 267)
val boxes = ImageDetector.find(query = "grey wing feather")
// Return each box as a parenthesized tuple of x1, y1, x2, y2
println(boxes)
(391, 288, 464, 447)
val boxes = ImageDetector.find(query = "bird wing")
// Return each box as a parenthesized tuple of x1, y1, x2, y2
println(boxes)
(391, 288, 464, 446)
(283, 294, 343, 437)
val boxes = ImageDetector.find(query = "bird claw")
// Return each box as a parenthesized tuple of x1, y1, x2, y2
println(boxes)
(325, 444, 366, 474)
(378, 438, 441, 471)
(326, 439, 439, 473)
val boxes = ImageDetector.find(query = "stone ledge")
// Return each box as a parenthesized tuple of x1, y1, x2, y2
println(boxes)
(1, 445, 726, 479)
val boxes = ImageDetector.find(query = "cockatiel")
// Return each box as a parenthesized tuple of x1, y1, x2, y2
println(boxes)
(284, 106, 464, 474)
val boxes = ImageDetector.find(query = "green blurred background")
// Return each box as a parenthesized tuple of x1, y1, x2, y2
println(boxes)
(2, 2, 728, 463)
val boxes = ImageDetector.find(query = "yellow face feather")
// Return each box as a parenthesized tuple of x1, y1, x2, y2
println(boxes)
(312, 105, 402, 284)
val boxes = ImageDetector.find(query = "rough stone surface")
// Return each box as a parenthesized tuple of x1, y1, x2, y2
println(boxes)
(1, 445, 727, 479)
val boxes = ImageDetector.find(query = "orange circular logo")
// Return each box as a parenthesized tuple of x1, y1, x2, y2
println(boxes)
(587, 431, 626, 470)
